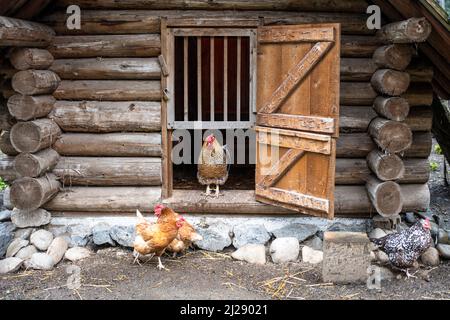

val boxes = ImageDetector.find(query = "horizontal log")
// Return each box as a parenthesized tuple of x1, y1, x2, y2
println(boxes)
(53, 133, 161, 157)
(11, 70, 61, 95)
(339, 106, 377, 133)
(0, 16, 55, 47)
(377, 18, 432, 44)
(53, 80, 161, 101)
(7, 94, 55, 121)
(0, 100, 16, 131)
(405, 106, 432, 132)
(41, 10, 372, 35)
(369, 117, 412, 153)
(337, 132, 431, 158)
(341, 35, 383, 58)
(54, 0, 369, 12)
(0, 155, 18, 182)
(406, 60, 434, 83)
(372, 44, 413, 71)
(49, 100, 161, 132)
(403, 83, 433, 106)
(0, 131, 19, 156)
(10, 173, 61, 210)
(373, 96, 410, 121)
(53, 157, 161, 186)
(50, 58, 161, 80)
(340, 58, 377, 82)
(371, 69, 411, 96)
(9, 48, 54, 70)
(49, 34, 161, 58)
(366, 176, 402, 217)
(10, 119, 62, 153)
(44, 186, 161, 213)
(335, 158, 429, 185)
(42, 184, 430, 217)
(401, 184, 430, 212)
(14, 149, 60, 178)
(340, 82, 377, 105)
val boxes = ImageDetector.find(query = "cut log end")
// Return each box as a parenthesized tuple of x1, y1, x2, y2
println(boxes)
(7, 94, 55, 121)
(11, 70, 60, 95)
(14, 149, 60, 178)
(366, 177, 402, 217)
(369, 118, 413, 153)
(367, 150, 405, 181)
(373, 44, 413, 71)
(377, 17, 432, 44)
(371, 69, 411, 96)
(10, 174, 60, 210)
(373, 96, 410, 121)
(10, 119, 61, 153)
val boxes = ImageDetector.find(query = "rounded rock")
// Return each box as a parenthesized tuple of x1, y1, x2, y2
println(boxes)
(30, 229, 54, 251)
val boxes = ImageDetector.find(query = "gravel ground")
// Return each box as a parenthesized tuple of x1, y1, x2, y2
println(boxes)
(1, 140, 449, 301)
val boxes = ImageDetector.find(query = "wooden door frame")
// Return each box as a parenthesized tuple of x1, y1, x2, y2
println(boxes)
(160, 17, 260, 199)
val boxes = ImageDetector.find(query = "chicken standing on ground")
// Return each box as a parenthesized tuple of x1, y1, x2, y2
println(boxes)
(166, 216, 203, 257)
(133, 204, 185, 270)
(370, 218, 432, 278)
(197, 134, 229, 197)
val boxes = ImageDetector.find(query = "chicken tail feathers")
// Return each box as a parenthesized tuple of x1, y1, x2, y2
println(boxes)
(136, 209, 146, 223)
(370, 236, 387, 248)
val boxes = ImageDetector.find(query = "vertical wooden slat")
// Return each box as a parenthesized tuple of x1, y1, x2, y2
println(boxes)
(223, 37, 228, 121)
(197, 37, 202, 121)
(183, 37, 188, 121)
(210, 37, 215, 121)
(237, 36, 241, 121)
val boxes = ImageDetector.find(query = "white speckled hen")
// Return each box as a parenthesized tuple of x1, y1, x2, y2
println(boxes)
(371, 218, 432, 277)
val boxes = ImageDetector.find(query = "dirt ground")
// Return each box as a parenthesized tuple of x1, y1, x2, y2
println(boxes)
(1, 141, 449, 301)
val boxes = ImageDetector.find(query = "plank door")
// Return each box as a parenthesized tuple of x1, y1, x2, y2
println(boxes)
(255, 24, 340, 219)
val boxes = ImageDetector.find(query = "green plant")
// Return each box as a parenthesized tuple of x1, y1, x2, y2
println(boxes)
(430, 161, 439, 172)
(435, 144, 443, 155)
(0, 177, 8, 191)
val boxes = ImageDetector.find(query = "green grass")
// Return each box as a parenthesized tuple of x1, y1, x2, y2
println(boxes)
(434, 144, 443, 155)
(0, 177, 8, 191)
(430, 161, 440, 171)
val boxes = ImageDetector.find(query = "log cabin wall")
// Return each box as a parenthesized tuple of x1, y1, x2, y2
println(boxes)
(0, 0, 435, 217)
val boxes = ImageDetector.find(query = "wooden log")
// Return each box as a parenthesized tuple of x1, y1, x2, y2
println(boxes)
(369, 117, 413, 153)
(10, 119, 61, 153)
(49, 34, 161, 58)
(7, 94, 55, 121)
(377, 18, 432, 43)
(43, 186, 161, 213)
(11, 70, 61, 95)
(401, 184, 430, 212)
(0, 16, 55, 47)
(404, 132, 432, 158)
(367, 150, 405, 181)
(341, 35, 382, 58)
(10, 173, 61, 210)
(372, 44, 413, 71)
(9, 48, 54, 71)
(340, 58, 377, 81)
(337, 132, 431, 159)
(0, 100, 16, 131)
(14, 149, 60, 178)
(54, 0, 369, 12)
(53, 157, 161, 186)
(53, 80, 161, 101)
(53, 133, 161, 157)
(403, 83, 433, 106)
(49, 100, 161, 133)
(339, 106, 377, 133)
(340, 82, 377, 105)
(41, 10, 371, 35)
(371, 69, 411, 96)
(366, 176, 402, 217)
(50, 58, 161, 80)
(405, 107, 432, 132)
(0, 155, 18, 182)
(335, 158, 429, 185)
(406, 60, 434, 83)
(373, 96, 410, 121)
(0, 131, 18, 156)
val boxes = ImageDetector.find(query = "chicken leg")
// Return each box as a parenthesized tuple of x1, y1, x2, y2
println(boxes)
(157, 257, 169, 271)
(214, 184, 220, 197)
(204, 184, 211, 196)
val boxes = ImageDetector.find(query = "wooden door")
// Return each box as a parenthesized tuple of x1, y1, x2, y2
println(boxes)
(255, 24, 340, 219)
